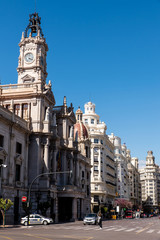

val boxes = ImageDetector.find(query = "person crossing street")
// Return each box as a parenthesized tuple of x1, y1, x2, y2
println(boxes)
(97, 212, 102, 229)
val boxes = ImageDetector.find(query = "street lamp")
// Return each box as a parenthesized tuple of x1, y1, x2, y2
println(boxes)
(0, 164, 7, 168)
(27, 170, 72, 226)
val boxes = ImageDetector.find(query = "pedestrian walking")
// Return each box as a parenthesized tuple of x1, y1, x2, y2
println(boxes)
(97, 212, 102, 229)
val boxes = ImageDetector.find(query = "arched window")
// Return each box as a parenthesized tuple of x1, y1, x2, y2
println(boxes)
(22, 103, 28, 119)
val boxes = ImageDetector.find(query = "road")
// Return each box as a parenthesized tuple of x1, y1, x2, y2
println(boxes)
(1, 216, 160, 240)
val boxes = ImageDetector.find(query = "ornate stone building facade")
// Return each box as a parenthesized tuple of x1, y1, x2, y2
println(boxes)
(0, 105, 29, 223)
(109, 133, 141, 208)
(139, 151, 158, 208)
(82, 102, 116, 212)
(0, 13, 91, 224)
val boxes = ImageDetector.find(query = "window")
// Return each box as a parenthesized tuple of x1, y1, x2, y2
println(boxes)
(85, 146, 89, 158)
(94, 156, 98, 162)
(94, 195, 99, 202)
(94, 139, 99, 144)
(0, 135, 4, 147)
(82, 171, 84, 178)
(87, 185, 90, 196)
(85, 119, 88, 124)
(91, 119, 94, 124)
(101, 140, 103, 145)
(15, 164, 21, 181)
(14, 104, 20, 116)
(16, 142, 22, 154)
(94, 147, 99, 153)
(94, 166, 98, 171)
(22, 103, 28, 119)
(95, 185, 98, 190)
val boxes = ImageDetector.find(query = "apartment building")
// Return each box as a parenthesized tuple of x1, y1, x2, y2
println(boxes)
(139, 151, 158, 208)
(82, 102, 116, 212)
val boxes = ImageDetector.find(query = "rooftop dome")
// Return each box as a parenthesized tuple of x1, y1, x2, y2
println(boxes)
(74, 107, 88, 140)
(74, 122, 88, 140)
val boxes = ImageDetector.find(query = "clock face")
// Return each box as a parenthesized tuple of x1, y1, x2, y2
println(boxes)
(25, 53, 34, 63)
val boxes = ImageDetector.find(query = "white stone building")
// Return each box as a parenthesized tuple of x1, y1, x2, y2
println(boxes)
(82, 102, 116, 212)
(139, 151, 158, 208)
(127, 151, 141, 207)
(109, 134, 129, 200)
(0, 13, 92, 224)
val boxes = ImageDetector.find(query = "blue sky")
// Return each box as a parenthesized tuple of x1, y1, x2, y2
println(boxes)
(1, 0, 160, 166)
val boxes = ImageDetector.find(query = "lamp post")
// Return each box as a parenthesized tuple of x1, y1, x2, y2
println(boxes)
(27, 170, 72, 226)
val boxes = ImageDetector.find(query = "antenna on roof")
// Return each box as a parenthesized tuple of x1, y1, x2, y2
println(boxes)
(35, 0, 36, 12)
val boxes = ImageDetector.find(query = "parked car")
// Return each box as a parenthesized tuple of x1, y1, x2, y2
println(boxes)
(83, 213, 98, 225)
(125, 210, 135, 219)
(21, 214, 53, 226)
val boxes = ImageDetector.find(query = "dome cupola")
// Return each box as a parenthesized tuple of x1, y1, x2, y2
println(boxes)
(74, 107, 88, 140)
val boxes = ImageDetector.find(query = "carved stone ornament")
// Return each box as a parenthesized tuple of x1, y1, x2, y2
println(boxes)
(14, 154, 23, 165)
(22, 74, 35, 83)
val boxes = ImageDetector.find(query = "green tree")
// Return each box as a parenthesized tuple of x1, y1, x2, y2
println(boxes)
(0, 198, 13, 227)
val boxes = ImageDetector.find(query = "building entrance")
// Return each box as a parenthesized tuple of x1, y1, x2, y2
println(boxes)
(58, 197, 72, 222)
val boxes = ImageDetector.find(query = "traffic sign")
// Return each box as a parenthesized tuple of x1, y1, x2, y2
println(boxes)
(21, 196, 27, 202)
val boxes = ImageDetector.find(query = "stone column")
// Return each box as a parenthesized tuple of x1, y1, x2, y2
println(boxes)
(44, 138, 49, 172)
(70, 157, 73, 185)
(52, 150, 57, 184)
(72, 198, 77, 221)
(81, 199, 84, 219)
(76, 160, 79, 186)
(28, 103, 31, 120)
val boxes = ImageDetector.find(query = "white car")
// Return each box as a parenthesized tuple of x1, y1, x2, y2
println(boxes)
(21, 214, 53, 226)
(83, 213, 98, 225)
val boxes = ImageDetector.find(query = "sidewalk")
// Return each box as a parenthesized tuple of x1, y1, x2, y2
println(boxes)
(0, 225, 21, 228)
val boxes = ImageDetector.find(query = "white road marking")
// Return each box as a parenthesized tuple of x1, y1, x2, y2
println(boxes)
(104, 227, 116, 231)
(115, 228, 126, 231)
(125, 228, 135, 232)
(146, 229, 155, 233)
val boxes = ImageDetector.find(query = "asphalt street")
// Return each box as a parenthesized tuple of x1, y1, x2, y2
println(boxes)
(1, 216, 160, 240)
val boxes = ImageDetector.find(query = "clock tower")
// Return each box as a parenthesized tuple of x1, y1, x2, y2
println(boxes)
(17, 13, 48, 88)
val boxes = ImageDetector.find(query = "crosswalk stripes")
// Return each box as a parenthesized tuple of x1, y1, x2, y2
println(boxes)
(25, 224, 160, 235)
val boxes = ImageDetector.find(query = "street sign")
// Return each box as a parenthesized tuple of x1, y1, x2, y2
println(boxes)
(22, 196, 27, 202)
